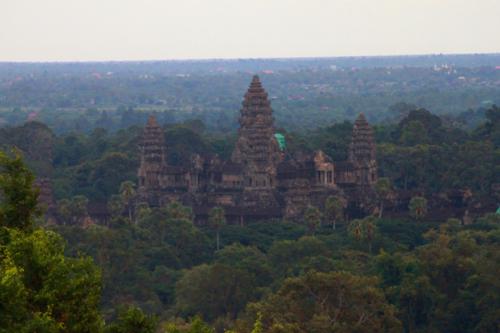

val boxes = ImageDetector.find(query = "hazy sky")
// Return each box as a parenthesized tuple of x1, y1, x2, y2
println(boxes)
(1, 0, 499, 62)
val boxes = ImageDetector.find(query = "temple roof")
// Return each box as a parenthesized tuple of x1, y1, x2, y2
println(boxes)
(221, 161, 243, 174)
(244, 75, 269, 101)
(250, 75, 262, 88)
(335, 161, 355, 172)
(147, 115, 160, 127)
(354, 113, 369, 127)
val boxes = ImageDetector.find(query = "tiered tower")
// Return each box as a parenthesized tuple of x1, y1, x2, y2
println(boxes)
(231, 75, 282, 190)
(137, 115, 167, 200)
(348, 113, 377, 185)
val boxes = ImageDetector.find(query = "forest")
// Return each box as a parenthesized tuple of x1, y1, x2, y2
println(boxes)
(1, 55, 500, 133)
(0, 56, 499, 333)
(0, 103, 498, 332)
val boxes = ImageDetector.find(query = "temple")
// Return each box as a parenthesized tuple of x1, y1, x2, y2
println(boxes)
(137, 75, 377, 222)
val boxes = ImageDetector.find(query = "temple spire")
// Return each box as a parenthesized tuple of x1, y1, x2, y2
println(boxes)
(147, 114, 159, 127)
(232, 75, 282, 189)
(349, 113, 377, 185)
(138, 115, 167, 195)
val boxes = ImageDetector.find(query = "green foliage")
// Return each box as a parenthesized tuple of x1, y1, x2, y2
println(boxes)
(324, 195, 346, 229)
(108, 194, 125, 220)
(400, 120, 429, 146)
(209, 206, 226, 250)
(2, 63, 500, 333)
(215, 243, 272, 286)
(105, 306, 157, 333)
(303, 205, 322, 235)
(348, 216, 378, 253)
(0, 153, 104, 332)
(374, 177, 393, 218)
(0, 228, 104, 332)
(164, 201, 194, 221)
(56, 195, 89, 225)
(0, 150, 41, 231)
(251, 312, 263, 333)
(409, 196, 428, 220)
(397, 109, 444, 145)
(175, 263, 256, 321)
(119, 181, 136, 222)
(164, 316, 214, 333)
(249, 270, 402, 333)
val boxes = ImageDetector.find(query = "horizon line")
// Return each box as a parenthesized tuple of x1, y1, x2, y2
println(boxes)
(1, 51, 500, 65)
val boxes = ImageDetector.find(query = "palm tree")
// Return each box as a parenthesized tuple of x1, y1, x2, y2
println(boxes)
(374, 177, 393, 218)
(208, 206, 226, 251)
(119, 181, 136, 223)
(107, 194, 124, 223)
(348, 219, 363, 242)
(135, 202, 152, 221)
(304, 206, 322, 236)
(409, 196, 428, 221)
(325, 195, 346, 230)
(364, 218, 376, 254)
(348, 217, 377, 254)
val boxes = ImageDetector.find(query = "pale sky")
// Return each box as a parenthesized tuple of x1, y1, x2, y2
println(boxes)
(1, 0, 499, 62)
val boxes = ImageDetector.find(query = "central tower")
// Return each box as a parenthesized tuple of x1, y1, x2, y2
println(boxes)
(232, 75, 282, 192)
(348, 113, 377, 185)
(137, 115, 167, 204)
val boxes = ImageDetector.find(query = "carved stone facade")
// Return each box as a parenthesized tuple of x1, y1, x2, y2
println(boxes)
(348, 113, 378, 186)
(137, 76, 378, 222)
(231, 76, 283, 209)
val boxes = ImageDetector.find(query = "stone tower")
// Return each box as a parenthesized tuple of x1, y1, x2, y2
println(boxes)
(137, 115, 167, 201)
(349, 113, 377, 185)
(231, 75, 282, 190)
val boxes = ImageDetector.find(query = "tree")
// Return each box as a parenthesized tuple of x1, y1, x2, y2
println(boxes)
(71, 195, 89, 224)
(135, 202, 152, 221)
(56, 198, 72, 225)
(0, 152, 104, 332)
(400, 120, 428, 146)
(105, 306, 157, 333)
(215, 243, 272, 286)
(208, 206, 226, 251)
(0, 150, 41, 232)
(108, 194, 125, 221)
(165, 201, 193, 221)
(374, 177, 393, 218)
(324, 195, 346, 230)
(375, 251, 437, 333)
(304, 206, 322, 236)
(175, 263, 254, 321)
(251, 312, 263, 333)
(397, 109, 444, 145)
(249, 271, 401, 333)
(348, 216, 378, 253)
(119, 181, 136, 223)
(0, 229, 104, 333)
(164, 316, 214, 333)
(409, 196, 428, 221)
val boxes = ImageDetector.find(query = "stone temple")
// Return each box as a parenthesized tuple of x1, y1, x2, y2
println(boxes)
(137, 75, 377, 222)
